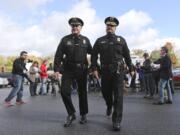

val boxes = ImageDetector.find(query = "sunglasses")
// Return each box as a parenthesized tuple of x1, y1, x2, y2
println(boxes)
(71, 24, 80, 27)
(107, 24, 116, 27)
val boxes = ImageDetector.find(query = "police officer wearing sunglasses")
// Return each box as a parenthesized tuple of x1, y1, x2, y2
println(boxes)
(54, 17, 92, 127)
(91, 17, 132, 131)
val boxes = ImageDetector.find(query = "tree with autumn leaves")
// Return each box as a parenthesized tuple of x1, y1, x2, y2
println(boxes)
(164, 42, 177, 66)
(150, 42, 178, 67)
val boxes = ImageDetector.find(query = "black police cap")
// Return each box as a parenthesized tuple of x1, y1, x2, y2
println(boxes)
(68, 17, 84, 26)
(105, 16, 119, 26)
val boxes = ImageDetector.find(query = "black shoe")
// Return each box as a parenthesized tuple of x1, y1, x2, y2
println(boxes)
(113, 122, 121, 131)
(106, 107, 112, 116)
(144, 95, 149, 98)
(64, 114, 76, 127)
(147, 95, 154, 99)
(153, 101, 164, 105)
(51, 92, 56, 96)
(165, 100, 173, 104)
(30, 94, 35, 96)
(79, 115, 87, 124)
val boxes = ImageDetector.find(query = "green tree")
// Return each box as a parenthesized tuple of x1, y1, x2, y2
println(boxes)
(28, 55, 42, 65)
(164, 42, 177, 67)
(150, 50, 160, 61)
(0, 55, 4, 66)
(5, 56, 16, 72)
(42, 55, 54, 64)
(131, 49, 146, 57)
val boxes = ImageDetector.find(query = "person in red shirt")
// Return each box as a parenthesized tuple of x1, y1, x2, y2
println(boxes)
(39, 60, 48, 95)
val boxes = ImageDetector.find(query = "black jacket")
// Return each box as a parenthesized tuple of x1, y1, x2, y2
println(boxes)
(12, 58, 26, 76)
(91, 34, 132, 71)
(54, 34, 92, 73)
(141, 59, 152, 74)
(154, 54, 172, 80)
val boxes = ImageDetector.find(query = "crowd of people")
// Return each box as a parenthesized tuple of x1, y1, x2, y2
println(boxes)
(29, 60, 61, 96)
(124, 48, 174, 105)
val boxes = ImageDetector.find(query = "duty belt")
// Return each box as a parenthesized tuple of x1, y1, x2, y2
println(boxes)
(101, 61, 124, 68)
(75, 63, 84, 68)
(101, 61, 124, 73)
(66, 62, 86, 69)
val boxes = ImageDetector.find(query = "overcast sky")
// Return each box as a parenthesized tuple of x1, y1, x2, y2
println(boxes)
(0, 0, 180, 56)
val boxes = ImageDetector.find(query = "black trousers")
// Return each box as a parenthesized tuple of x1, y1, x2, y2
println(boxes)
(101, 69, 124, 123)
(29, 81, 38, 96)
(61, 70, 88, 116)
(47, 78, 56, 94)
(144, 73, 155, 96)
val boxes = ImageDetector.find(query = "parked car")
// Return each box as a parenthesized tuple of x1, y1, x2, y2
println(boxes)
(0, 77, 9, 88)
(0, 72, 13, 87)
(172, 68, 180, 88)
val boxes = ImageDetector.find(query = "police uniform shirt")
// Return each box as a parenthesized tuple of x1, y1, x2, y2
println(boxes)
(91, 34, 132, 69)
(54, 34, 92, 72)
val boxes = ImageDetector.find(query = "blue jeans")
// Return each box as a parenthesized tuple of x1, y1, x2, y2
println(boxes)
(5, 74, 24, 102)
(39, 78, 47, 94)
(158, 78, 173, 103)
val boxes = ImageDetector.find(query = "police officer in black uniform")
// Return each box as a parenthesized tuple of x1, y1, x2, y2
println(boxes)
(91, 17, 132, 131)
(54, 17, 92, 127)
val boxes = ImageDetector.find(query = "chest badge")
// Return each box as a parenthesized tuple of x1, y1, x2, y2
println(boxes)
(67, 41, 72, 45)
(100, 41, 106, 44)
(117, 37, 121, 42)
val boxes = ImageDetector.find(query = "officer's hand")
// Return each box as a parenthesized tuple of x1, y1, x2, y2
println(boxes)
(93, 70, 99, 79)
(23, 69, 28, 74)
(55, 72, 61, 79)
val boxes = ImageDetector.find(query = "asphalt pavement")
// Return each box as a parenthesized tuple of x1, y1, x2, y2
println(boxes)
(0, 86, 180, 135)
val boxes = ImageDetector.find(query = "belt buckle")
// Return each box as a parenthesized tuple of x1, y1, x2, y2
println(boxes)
(76, 63, 81, 67)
